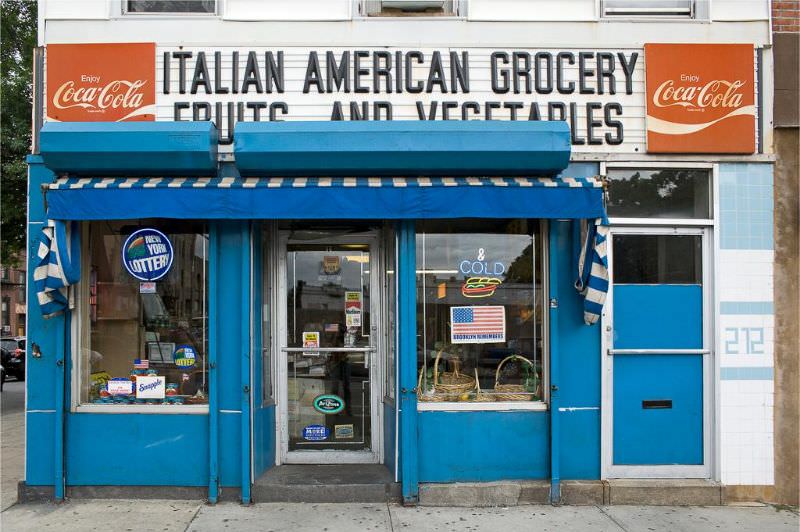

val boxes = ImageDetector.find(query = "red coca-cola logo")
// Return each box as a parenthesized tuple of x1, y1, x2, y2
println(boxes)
(645, 43, 755, 154)
(652, 78, 747, 111)
(46, 43, 155, 122)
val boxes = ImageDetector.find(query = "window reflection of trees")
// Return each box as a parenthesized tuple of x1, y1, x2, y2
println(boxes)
(607, 169, 709, 219)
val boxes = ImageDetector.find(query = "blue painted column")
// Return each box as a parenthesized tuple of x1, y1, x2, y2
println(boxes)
(549, 221, 562, 504)
(240, 223, 252, 504)
(398, 221, 418, 504)
(208, 223, 220, 503)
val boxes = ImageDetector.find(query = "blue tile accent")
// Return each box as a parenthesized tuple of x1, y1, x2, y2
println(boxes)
(720, 367, 774, 381)
(719, 163, 774, 250)
(720, 301, 774, 315)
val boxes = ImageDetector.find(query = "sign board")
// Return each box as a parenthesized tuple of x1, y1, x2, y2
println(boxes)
(173, 345, 197, 370)
(344, 291, 362, 327)
(644, 43, 755, 154)
(107, 379, 134, 395)
(450, 305, 506, 344)
(302, 331, 320, 356)
(46, 43, 156, 122)
(122, 228, 174, 281)
(136, 376, 166, 399)
(313, 394, 345, 414)
(302, 424, 330, 441)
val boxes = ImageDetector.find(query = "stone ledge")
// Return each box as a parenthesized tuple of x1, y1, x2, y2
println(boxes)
(607, 479, 723, 506)
(419, 481, 550, 507)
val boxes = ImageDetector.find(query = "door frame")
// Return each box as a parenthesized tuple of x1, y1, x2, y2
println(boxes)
(601, 225, 714, 479)
(274, 228, 384, 465)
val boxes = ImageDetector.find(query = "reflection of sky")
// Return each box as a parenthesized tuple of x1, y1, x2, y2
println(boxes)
(288, 249, 369, 292)
(416, 233, 531, 280)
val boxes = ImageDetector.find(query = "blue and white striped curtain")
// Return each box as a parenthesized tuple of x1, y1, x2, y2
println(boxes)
(575, 218, 609, 325)
(34, 220, 80, 318)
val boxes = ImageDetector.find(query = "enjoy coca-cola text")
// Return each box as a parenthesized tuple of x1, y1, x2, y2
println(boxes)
(652, 79, 746, 110)
(52, 79, 148, 111)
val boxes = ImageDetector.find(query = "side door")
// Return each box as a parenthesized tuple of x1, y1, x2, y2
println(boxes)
(603, 227, 712, 478)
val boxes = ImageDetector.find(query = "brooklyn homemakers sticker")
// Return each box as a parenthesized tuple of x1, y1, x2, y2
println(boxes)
(450, 305, 506, 344)
(313, 394, 345, 414)
(173, 345, 197, 370)
(122, 228, 174, 281)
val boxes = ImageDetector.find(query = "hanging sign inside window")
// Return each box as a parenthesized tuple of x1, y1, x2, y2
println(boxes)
(459, 248, 506, 276)
(450, 305, 506, 344)
(173, 345, 197, 370)
(345, 291, 362, 327)
(122, 228, 174, 281)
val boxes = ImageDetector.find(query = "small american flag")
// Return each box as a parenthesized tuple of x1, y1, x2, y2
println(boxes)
(134, 358, 149, 369)
(450, 306, 506, 344)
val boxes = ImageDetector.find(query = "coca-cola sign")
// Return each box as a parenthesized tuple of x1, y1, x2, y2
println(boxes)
(47, 43, 155, 122)
(645, 44, 755, 154)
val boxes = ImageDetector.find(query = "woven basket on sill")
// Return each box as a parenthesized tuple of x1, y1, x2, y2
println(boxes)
(473, 368, 495, 402)
(432, 349, 475, 401)
(417, 366, 447, 402)
(494, 354, 535, 401)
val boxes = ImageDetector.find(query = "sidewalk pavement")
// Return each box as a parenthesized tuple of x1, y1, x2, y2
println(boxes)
(1, 500, 798, 532)
(1, 381, 25, 512)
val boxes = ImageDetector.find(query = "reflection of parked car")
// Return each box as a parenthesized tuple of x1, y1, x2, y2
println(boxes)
(1, 337, 26, 381)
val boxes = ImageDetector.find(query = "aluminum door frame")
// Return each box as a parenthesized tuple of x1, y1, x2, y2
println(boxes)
(274, 229, 384, 465)
(601, 225, 714, 479)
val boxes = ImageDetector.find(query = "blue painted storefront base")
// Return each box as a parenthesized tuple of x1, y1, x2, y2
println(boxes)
(418, 411, 549, 482)
(64, 414, 209, 486)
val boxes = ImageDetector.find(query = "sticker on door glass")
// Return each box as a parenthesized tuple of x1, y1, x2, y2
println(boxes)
(322, 255, 341, 275)
(173, 345, 197, 370)
(302, 331, 320, 356)
(302, 424, 330, 441)
(345, 291, 362, 327)
(122, 228, 174, 281)
(450, 305, 506, 344)
(313, 394, 345, 414)
(335, 424, 354, 439)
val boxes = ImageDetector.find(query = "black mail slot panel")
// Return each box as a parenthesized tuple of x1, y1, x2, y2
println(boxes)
(642, 399, 673, 409)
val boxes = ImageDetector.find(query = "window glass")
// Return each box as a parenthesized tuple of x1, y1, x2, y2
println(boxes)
(603, 0, 693, 17)
(79, 221, 208, 406)
(606, 168, 711, 219)
(613, 234, 702, 284)
(127, 1, 215, 13)
(364, 0, 457, 16)
(416, 220, 544, 404)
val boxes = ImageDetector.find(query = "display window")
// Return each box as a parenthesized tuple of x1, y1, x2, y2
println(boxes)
(74, 220, 209, 410)
(415, 220, 546, 406)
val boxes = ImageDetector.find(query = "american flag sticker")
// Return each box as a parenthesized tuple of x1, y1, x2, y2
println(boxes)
(450, 305, 506, 344)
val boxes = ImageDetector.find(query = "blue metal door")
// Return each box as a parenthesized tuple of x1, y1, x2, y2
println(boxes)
(608, 231, 707, 472)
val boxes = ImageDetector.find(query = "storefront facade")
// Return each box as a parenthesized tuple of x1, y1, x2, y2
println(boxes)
(24, 1, 777, 505)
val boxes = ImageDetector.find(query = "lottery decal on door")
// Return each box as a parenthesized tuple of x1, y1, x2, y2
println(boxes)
(345, 291, 362, 327)
(450, 305, 506, 344)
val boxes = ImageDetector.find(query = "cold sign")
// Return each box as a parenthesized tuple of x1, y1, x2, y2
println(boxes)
(122, 228, 174, 281)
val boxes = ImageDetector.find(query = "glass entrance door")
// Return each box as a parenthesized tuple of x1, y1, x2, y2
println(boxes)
(278, 231, 380, 463)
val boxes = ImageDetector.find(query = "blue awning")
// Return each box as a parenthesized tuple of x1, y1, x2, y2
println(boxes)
(46, 175, 605, 220)
(234, 121, 571, 177)
(39, 122, 218, 176)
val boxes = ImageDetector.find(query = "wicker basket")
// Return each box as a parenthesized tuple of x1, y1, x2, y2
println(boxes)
(473, 368, 495, 402)
(494, 355, 536, 401)
(417, 366, 447, 402)
(433, 349, 475, 401)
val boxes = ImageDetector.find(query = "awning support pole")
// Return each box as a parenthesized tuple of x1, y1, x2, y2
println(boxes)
(549, 221, 561, 505)
(398, 220, 419, 504)
(240, 223, 252, 504)
(208, 224, 219, 504)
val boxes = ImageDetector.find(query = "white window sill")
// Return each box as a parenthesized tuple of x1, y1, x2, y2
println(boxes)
(74, 404, 209, 414)
(417, 401, 548, 412)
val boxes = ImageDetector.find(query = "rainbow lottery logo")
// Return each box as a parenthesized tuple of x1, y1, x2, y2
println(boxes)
(122, 228, 173, 281)
(173, 345, 197, 370)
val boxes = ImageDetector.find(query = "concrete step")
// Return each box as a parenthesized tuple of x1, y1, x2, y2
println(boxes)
(253, 464, 400, 503)
(606, 479, 724, 506)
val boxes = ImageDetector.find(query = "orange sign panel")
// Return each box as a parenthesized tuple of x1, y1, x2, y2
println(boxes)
(645, 43, 755, 154)
(46, 43, 155, 122)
